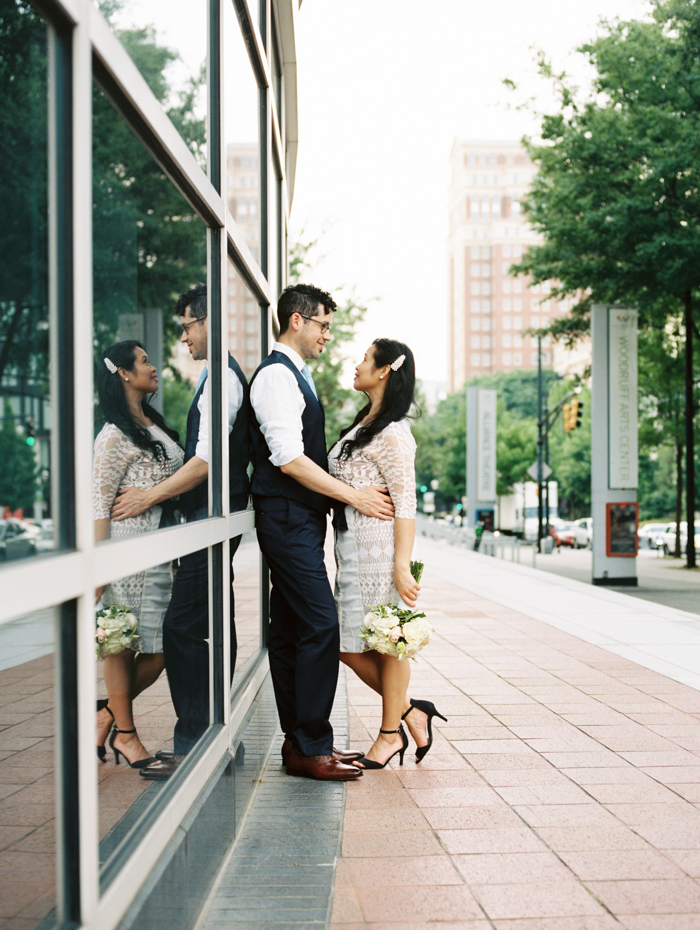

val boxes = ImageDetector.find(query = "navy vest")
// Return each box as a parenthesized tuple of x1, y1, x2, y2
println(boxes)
(249, 350, 330, 515)
(180, 354, 251, 516)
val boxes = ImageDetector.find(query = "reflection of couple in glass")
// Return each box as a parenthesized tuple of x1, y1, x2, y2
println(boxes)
(94, 285, 249, 778)
(250, 284, 445, 780)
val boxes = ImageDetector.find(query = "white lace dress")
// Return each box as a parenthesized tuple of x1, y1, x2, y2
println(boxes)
(328, 418, 417, 652)
(92, 422, 184, 653)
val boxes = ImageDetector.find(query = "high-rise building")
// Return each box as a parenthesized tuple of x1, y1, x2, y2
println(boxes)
(446, 140, 576, 393)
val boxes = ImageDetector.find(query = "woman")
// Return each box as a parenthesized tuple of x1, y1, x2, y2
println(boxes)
(93, 341, 184, 768)
(329, 338, 446, 768)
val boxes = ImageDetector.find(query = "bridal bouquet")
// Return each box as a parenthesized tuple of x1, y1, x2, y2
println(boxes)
(359, 561, 433, 661)
(95, 604, 141, 659)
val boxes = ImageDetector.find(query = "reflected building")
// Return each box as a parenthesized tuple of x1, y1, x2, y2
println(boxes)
(446, 140, 582, 393)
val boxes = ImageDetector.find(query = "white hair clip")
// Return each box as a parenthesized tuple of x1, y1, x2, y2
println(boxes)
(104, 357, 117, 374)
(390, 354, 405, 371)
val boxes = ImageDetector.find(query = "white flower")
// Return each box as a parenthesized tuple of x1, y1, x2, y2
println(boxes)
(388, 625, 402, 642)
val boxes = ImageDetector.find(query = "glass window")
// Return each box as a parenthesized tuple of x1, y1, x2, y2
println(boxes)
(503, 263, 512, 275)
(513, 244, 522, 257)
(480, 247, 490, 259)
(470, 246, 480, 259)
(513, 299, 522, 312)
(481, 353, 491, 367)
(224, 1, 262, 257)
(95, 1, 207, 169)
(470, 263, 480, 277)
(0, 7, 53, 556)
(513, 352, 522, 365)
(470, 196, 479, 219)
(503, 317, 512, 330)
(480, 196, 490, 219)
(503, 352, 512, 365)
(481, 282, 491, 296)
(513, 280, 522, 294)
(470, 299, 480, 312)
(503, 298, 511, 312)
(481, 264, 490, 277)
(481, 300, 491, 312)
(470, 282, 480, 296)
(470, 336, 480, 348)
(491, 196, 501, 217)
(503, 280, 512, 294)
(514, 316, 523, 329)
(470, 353, 480, 366)
(503, 334, 512, 347)
(513, 335, 523, 348)
(531, 316, 540, 328)
(482, 336, 491, 349)
(481, 319, 491, 332)
(531, 352, 540, 365)
(470, 318, 480, 331)
(503, 244, 511, 257)
(0, 608, 56, 924)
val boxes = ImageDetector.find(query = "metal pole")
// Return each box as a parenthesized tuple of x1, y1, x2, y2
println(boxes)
(684, 290, 696, 568)
(545, 402, 550, 534)
(537, 335, 543, 553)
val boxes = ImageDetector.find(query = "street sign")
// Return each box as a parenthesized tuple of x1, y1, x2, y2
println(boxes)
(527, 462, 552, 482)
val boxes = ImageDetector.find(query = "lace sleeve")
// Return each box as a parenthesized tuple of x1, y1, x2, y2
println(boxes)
(373, 421, 417, 519)
(92, 425, 133, 519)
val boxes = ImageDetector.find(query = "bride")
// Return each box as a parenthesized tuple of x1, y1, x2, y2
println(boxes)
(329, 338, 446, 768)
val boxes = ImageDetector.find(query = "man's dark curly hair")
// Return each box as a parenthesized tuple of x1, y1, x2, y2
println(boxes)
(277, 283, 337, 334)
(175, 283, 207, 320)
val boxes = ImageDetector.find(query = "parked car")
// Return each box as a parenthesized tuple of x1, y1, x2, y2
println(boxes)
(638, 522, 667, 550)
(573, 518, 592, 549)
(555, 522, 577, 547)
(660, 522, 700, 556)
(0, 519, 37, 561)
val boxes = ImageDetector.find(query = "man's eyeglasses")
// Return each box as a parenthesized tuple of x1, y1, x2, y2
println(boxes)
(298, 313, 331, 334)
(181, 315, 206, 335)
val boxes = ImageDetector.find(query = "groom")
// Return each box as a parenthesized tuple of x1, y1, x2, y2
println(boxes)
(249, 283, 393, 780)
(112, 284, 250, 778)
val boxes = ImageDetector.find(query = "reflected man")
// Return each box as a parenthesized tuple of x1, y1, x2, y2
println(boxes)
(112, 284, 250, 778)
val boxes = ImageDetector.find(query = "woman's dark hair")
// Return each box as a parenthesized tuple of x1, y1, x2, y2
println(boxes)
(96, 341, 181, 460)
(337, 338, 420, 460)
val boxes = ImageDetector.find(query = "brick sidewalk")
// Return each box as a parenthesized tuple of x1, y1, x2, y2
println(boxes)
(331, 568, 700, 929)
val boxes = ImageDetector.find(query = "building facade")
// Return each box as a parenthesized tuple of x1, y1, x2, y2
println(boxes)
(447, 140, 578, 393)
(0, 1, 300, 929)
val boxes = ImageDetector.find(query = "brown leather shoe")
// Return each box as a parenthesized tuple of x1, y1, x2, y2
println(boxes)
(281, 737, 364, 766)
(286, 748, 362, 781)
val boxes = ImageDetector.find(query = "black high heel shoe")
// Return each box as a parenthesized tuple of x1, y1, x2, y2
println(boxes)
(402, 698, 448, 762)
(356, 725, 408, 769)
(96, 700, 114, 763)
(109, 726, 156, 769)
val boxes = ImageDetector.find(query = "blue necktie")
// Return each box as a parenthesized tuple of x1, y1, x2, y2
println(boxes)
(301, 364, 318, 399)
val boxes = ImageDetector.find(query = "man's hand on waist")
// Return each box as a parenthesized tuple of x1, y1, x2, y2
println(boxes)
(112, 487, 153, 520)
(352, 486, 394, 520)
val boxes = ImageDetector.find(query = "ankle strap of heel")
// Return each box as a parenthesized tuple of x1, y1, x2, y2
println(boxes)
(379, 726, 403, 734)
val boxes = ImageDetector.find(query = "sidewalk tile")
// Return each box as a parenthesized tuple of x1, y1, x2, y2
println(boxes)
(471, 881, 603, 919)
(354, 885, 483, 922)
(557, 849, 686, 880)
(586, 878, 700, 914)
(341, 831, 444, 858)
(438, 828, 546, 855)
(343, 855, 462, 886)
(452, 852, 570, 884)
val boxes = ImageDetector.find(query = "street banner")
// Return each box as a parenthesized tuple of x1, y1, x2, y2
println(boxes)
(476, 388, 497, 501)
(608, 310, 638, 489)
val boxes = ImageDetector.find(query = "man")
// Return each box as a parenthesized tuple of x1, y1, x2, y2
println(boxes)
(250, 283, 394, 781)
(111, 284, 250, 779)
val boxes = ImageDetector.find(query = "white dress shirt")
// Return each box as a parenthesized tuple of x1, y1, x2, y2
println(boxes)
(194, 362, 244, 463)
(249, 342, 308, 467)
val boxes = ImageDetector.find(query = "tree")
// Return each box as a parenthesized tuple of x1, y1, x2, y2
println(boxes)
(0, 402, 38, 513)
(288, 234, 371, 446)
(510, 0, 700, 564)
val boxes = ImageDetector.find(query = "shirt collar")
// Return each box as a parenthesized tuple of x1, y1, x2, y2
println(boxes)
(272, 341, 305, 371)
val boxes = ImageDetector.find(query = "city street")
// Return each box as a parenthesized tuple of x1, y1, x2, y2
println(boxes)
(534, 546, 700, 618)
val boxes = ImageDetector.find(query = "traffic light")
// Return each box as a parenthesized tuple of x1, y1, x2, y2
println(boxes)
(563, 402, 572, 432)
(570, 397, 583, 430)
(24, 419, 36, 447)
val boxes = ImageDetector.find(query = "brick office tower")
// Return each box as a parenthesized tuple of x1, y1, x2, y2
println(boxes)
(446, 140, 574, 393)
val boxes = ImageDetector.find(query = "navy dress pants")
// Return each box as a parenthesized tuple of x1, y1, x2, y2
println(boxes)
(254, 496, 339, 758)
(163, 512, 241, 755)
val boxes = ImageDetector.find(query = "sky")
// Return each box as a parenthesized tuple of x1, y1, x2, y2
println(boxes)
(291, 0, 650, 383)
(111, 0, 651, 385)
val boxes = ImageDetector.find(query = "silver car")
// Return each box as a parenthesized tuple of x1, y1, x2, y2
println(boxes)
(0, 519, 37, 561)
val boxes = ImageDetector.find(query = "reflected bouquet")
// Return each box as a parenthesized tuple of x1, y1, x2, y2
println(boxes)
(95, 604, 141, 659)
(359, 561, 433, 661)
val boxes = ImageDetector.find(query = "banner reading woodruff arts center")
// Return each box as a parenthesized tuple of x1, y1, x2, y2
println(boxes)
(476, 388, 497, 501)
(608, 310, 638, 489)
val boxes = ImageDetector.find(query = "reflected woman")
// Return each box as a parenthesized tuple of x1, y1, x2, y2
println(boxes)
(93, 341, 184, 768)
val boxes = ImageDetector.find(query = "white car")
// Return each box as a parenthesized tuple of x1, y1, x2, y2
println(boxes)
(661, 522, 700, 556)
(573, 518, 592, 549)
(638, 522, 666, 550)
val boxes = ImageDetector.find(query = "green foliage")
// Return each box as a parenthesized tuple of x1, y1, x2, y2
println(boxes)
(496, 413, 537, 497)
(548, 384, 592, 518)
(161, 372, 195, 445)
(289, 235, 371, 447)
(0, 402, 39, 513)
(413, 390, 466, 506)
